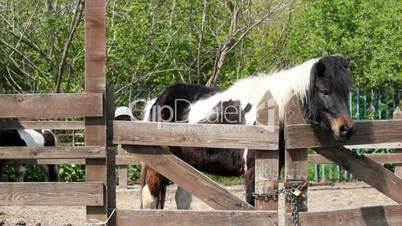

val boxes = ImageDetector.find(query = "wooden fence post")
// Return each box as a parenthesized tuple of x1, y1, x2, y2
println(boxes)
(106, 86, 117, 225)
(254, 91, 280, 210)
(284, 95, 308, 217)
(393, 107, 402, 178)
(84, 0, 113, 224)
(118, 147, 129, 189)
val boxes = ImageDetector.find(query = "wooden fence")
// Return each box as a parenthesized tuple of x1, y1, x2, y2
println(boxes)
(112, 91, 402, 226)
(0, 0, 115, 224)
(5, 111, 401, 190)
(1, 1, 402, 226)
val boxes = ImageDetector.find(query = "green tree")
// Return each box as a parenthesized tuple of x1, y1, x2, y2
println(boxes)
(253, 0, 401, 89)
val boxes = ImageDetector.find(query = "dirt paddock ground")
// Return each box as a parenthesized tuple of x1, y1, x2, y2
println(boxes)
(0, 182, 396, 225)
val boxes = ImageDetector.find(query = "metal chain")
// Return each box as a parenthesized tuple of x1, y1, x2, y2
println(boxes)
(289, 193, 300, 226)
(288, 182, 307, 226)
(253, 182, 307, 226)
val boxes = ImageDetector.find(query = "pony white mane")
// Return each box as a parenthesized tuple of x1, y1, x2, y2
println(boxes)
(188, 58, 319, 125)
(142, 98, 157, 122)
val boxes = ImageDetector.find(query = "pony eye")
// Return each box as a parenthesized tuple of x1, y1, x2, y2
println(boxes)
(320, 89, 330, 95)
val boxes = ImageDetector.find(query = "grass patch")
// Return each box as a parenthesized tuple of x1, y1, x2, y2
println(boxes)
(208, 175, 244, 186)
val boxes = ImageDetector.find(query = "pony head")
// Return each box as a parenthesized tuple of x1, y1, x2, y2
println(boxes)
(303, 55, 354, 141)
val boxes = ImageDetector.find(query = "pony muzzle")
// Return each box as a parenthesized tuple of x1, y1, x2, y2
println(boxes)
(331, 116, 354, 140)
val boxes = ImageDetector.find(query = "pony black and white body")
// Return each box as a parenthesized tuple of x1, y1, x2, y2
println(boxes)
(0, 129, 58, 182)
(141, 55, 354, 209)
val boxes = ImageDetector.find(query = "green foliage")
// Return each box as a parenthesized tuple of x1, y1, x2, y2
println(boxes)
(22, 165, 46, 181)
(1, 0, 400, 98)
(3, 165, 46, 181)
(269, 0, 402, 89)
(59, 164, 85, 182)
(0, 0, 85, 93)
(128, 165, 141, 182)
(2, 164, 44, 181)
(209, 175, 244, 186)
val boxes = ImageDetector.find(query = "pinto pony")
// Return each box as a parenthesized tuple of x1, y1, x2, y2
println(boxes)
(141, 55, 354, 209)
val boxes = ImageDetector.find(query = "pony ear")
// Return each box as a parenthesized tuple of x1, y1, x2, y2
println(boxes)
(344, 58, 356, 72)
(315, 61, 326, 77)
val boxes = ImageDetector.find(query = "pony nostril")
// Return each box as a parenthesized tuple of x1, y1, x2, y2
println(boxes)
(332, 117, 354, 140)
(339, 125, 349, 136)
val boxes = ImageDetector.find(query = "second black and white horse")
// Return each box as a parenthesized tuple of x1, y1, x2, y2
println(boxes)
(141, 55, 354, 209)
(0, 129, 58, 182)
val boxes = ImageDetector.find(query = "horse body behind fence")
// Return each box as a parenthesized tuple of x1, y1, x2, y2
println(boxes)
(0, 129, 58, 182)
(140, 55, 354, 209)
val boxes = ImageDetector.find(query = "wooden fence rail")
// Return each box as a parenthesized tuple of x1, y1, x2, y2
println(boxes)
(286, 119, 402, 149)
(0, 93, 103, 118)
(114, 121, 279, 150)
(283, 100, 402, 217)
(116, 204, 402, 226)
(122, 145, 253, 210)
(0, 146, 105, 159)
(0, 120, 85, 130)
(0, 182, 103, 206)
(308, 153, 402, 164)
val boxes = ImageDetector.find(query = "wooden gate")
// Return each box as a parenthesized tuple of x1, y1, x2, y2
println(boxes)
(0, 0, 115, 224)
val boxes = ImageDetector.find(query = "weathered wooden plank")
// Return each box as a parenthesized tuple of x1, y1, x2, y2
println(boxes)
(1, 159, 84, 165)
(395, 163, 402, 178)
(286, 119, 402, 149)
(85, 160, 107, 222)
(0, 146, 105, 159)
(0, 93, 102, 119)
(345, 143, 402, 149)
(316, 147, 402, 203)
(118, 166, 128, 189)
(255, 91, 280, 210)
(293, 204, 402, 226)
(10, 156, 139, 165)
(84, 1, 106, 94)
(116, 155, 140, 165)
(105, 86, 117, 224)
(284, 95, 308, 215)
(37, 156, 139, 165)
(113, 121, 279, 150)
(308, 153, 402, 164)
(116, 205, 402, 226)
(0, 120, 84, 130)
(117, 210, 277, 226)
(36, 159, 86, 165)
(84, 0, 107, 222)
(393, 148, 402, 179)
(122, 145, 254, 210)
(0, 182, 103, 206)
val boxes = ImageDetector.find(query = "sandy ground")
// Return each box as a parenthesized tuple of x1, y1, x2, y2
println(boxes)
(0, 182, 397, 225)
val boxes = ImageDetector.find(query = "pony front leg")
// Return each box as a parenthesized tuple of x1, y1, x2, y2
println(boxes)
(41, 165, 59, 182)
(142, 167, 167, 209)
(175, 186, 192, 209)
(0, 160, 8, 181)
(244, 166, 255, 206)
(142, 184, 158, 209)
(15, 164, 26, 182)
(41, 165, 50, 182)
